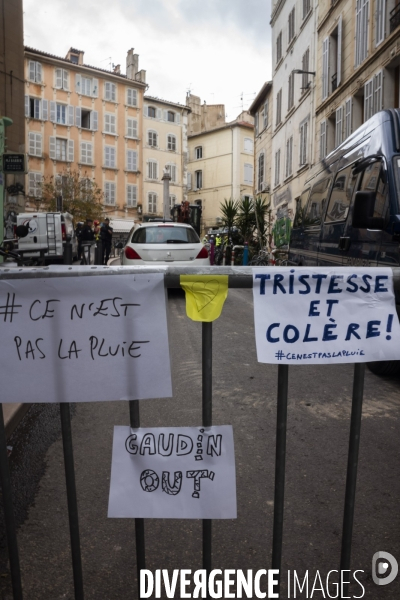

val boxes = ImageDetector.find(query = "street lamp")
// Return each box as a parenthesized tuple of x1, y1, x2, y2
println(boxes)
(292, 69, 316, 76)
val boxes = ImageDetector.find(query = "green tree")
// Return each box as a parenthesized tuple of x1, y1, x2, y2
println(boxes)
(220, 198, 239, 240)
(40, 170, 105, 223)
(254, 195, 273, 250)
(236, 196, 256, 243)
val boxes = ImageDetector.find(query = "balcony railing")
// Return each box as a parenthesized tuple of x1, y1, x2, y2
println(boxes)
(390, 4, 400, 33)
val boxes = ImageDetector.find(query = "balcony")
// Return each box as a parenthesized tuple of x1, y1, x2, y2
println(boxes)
(390, 4, 400, 33)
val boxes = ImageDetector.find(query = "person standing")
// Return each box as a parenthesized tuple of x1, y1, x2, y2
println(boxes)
(100, 218, 113, 265)
(80, 218, 95, 264)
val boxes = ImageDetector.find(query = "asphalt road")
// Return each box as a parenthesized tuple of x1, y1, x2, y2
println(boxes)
(0, 287, 399, 599)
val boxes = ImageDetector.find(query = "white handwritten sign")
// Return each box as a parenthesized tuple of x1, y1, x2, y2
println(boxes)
(108, 426, 237, 519)
(0, 273, 172, 402)
(253, 267, 400, 365)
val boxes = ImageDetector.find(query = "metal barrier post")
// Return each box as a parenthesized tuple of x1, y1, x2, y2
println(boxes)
(94, 241, 103, 266)
(271, 364, 289, 593)
(340, 363, 365, 597)
(63, 236, 73, 265)
(243, 242, 249, 266)
(130, 400, 146, 597)
(60, 403, 84, 600)
(0, 404, 23, 600)
(209, 239, 215, 266)
(202, 322, 212, 592)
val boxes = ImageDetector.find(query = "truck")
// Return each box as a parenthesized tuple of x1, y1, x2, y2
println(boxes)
(16, 212, 77, 263)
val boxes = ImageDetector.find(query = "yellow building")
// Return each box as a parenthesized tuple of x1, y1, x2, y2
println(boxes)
(186, 95, 254, 234)
(24, 46, 146, 220)
(141, 96, 190, 219)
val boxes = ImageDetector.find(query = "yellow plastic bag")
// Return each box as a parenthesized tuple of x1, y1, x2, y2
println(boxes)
(180, 275, 228, 322)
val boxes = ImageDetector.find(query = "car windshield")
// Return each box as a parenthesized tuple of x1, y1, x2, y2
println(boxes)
(132, 226, 200, 244)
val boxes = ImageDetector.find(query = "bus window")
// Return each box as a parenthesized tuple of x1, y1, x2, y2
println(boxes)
(304, 178, 332, 226)
(293, 188, 310, 228)
(359, 160, 388, 220)
(325, 166, 358, 223)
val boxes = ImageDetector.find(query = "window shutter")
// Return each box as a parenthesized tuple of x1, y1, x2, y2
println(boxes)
(36, 63, 42, 83)
(29, 61, 36, 81)
(156, 109, 162, 120)
(127, 88, 137, 106)
(111, 115, 116, 132)
(92, 78, 99, 97)
(68, 105, 74, 126)
(91, 111, 98, 131)
(88, 143, 93, 164)
(187, 172, 192, 190)
(337, 15, 342, 86)
(42, 99, 48, 121)
(105, 146, 110, 167)
(63, 70, 68, 90)
(68, 139, 74, 162)
(50, 101, 56, 123)
(322, 38, 329, 100)
(75, 107, 81, 128)
(163, 110, 168, 121)
(105, 114, 110, 131)
(55, 68, 62, 88)
(75, 74, 81, 93)
(28, 133, 35, 155)
(176, 113, 180, 124)
(112, 84, 116, 102)
(49, 136, 56, 160)
(25, 95, 30, 117)
(105, 82, 110, 100)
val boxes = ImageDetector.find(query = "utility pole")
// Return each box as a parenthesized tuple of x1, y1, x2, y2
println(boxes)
(162, 167, 171, 221)
(0, 116, 13, 258)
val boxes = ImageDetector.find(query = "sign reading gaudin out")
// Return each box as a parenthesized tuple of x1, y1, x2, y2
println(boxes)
(253, 267, 400, 365)
(0, 272, 172, 402)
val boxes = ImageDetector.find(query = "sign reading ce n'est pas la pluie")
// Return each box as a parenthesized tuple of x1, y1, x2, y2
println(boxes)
(0, 272, 172, 402)
(253, 267, 400, 365)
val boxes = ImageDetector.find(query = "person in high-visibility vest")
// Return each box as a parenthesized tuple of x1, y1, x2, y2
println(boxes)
(215, 234, 222, 247)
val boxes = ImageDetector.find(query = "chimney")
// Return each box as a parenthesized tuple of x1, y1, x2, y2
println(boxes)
(113, 64, 121, 74)
(126, 48, 139, 80)
(136, 69, 146, 83)
(66, 47, 84, 65)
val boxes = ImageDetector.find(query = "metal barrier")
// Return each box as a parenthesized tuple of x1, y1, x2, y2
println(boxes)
(0, 264, 399, 600)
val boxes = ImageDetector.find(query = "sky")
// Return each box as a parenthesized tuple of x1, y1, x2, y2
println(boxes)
(23, 0, 272, 121)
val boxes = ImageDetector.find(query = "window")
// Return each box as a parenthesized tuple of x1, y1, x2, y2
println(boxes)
(288, 8, 296, 44)
(78, 108, 98, 130)
(304, 178, 332, 225)
(302, 48, 310, 90)
(276, 31, 282, 64)
(76, 75, 99, 97)
(195, 170, 203, 189)
(126, 150, 137, 172)
(126, 118, 138, 138)
(345, 99, 353, 138)
(167, 134, 176, 151)
(355, 0, 370, 67)
(274, 150, 281, 186)
(49, 102, 74, 126)
(126, 88, 137, 106)
(28, 132, 42, 157)
(335, 107, 343, 147)
(299, 120, 308, 166)
(105, 82, 117, 102)
(258, 153, 265, 191)
(322, 17, 343, 98)
(167, 111, 175, 123)
(133, 225, 201, 244)
(126, 184, 137, 207)
(56, 138, 67, 161)
(364, 78, 374, 120)
(56, 104, 67, 125)
(195, 146, 203, 159)
(244, 138, 253, 153)
(373, 71, 383, 114)
(276, 89, 282, 125)
(288, 72, 295, 111)
(148, 130, 158, 147)
(80, 142, 93, 165)
(70, 54, 79, 65)
(28, 61, 42, 83)
(148, 192, 157, 213)
(376, 0, 386, 45)
(244, 163, 253, 184)
(325, 166, 358, 223)
(166, 163, 177, 183)
(263, 100, 269, 129)
(105, 113, 116, 134)
(303, 0, 311, 19)
(148, 106, 156, 118)
(286, 137, 293, 178)
(320, 120, 327, 159)
(25, 97, 48, 120)
(104, 146, 116, 168)
(359, 159, 388, 219)
(254, 112, 259, 136)
(28, 172, 42, 197)
(169, 195, 176, 209)
(322, 38, 329, 101)
(148, 160, 158, 179)
(104, 182, 116, 205)
(55, 68, 69, 90)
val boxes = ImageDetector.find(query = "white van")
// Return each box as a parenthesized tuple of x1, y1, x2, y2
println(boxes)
(16, 212, 77, 263)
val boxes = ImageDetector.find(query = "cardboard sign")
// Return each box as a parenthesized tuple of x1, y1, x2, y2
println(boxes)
(0, 273, 172, 402)
(108, 426, 237, 519)
(253, 267, 400, 364)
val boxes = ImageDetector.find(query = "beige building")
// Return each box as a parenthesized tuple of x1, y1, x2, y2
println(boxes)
(24, 46, 146, 221)
(316, 0, 400, 161)
(248, 82, 273, 200)
(186, 94, 254, 234)
(141, 96, 190, 219)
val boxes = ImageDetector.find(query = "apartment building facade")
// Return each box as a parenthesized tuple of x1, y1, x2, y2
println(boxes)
(186, 95, 254, 234)
(270, 0, 319, 227)
(316, 0, 400, 161)
(142, 97, 190, 219)
(24, 46, 146, 220)
(248, 81, 273, 199)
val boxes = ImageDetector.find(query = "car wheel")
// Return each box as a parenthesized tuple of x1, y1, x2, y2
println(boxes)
(367, 360, 400, 376)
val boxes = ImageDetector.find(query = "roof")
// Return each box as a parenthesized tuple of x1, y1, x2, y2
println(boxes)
(248, 81, 273, 115)
(24, 46, 147, 86)
(188, 119, 254, 139)
(144, 95, 191, 112)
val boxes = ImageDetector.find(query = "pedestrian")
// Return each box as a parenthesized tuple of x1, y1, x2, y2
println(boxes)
(80, 218, 95, 264)
(100, 218, 113, 265)
(93, 220, 101, 241)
